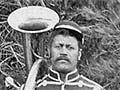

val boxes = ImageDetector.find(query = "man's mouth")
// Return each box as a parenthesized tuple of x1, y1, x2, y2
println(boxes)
(56, 57, 70, 63)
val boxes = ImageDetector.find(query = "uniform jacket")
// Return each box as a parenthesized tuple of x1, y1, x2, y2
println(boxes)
(36, 68, 104, 90)
(5, 68, 105, 90)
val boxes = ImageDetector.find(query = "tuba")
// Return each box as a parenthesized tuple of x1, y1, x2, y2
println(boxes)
(7, 6, 60, 90)
(8, 6, 59, 33)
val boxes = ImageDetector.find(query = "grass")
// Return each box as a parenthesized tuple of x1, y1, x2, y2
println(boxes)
(0, 0, 120, 90)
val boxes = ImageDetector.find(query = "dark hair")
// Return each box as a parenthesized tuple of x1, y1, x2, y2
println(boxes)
(49, 28, 83, 48)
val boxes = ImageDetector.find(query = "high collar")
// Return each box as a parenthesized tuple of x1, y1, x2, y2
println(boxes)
(48, 67, 80, 83)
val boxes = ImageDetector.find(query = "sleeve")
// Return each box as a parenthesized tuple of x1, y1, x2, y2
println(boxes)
(5, 76, 26, 90)
(5, 76, 20, 89)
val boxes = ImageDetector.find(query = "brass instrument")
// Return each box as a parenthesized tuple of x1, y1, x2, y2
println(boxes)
(7, 6, 60, 90)
(7, 6, 59, 33)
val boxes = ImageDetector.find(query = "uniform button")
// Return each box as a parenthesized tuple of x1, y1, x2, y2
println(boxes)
(42, 80, 47, 86)
(78, 81, 83, 87)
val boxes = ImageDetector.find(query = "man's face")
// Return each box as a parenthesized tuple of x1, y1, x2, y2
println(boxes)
(50, 35, 80, 73)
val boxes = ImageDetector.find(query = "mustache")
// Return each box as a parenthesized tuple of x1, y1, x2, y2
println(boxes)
(56, 56, 70, 62)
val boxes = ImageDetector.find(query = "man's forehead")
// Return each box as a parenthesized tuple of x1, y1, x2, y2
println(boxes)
(53, 35, 78, 45)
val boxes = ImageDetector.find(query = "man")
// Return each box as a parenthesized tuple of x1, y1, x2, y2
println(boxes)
(5, 20, 104, 90)
(21, 20, 104, 90)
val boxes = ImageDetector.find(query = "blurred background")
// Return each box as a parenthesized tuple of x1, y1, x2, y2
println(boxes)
(0, 0, 120, 90)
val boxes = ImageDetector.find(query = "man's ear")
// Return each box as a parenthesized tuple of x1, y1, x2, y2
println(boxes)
(44, 46, 50, 59)
(78, 49, 82, 60)
(44, 46, 52, 66)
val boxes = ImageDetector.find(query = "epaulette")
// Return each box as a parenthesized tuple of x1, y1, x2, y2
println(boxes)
(80, 75, 104, 90)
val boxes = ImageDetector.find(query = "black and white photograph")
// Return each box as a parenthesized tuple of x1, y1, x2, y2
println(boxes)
(0, 0, 120, 90)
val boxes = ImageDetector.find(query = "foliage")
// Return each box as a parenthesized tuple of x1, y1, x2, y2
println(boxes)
(0, 0, 120, 90)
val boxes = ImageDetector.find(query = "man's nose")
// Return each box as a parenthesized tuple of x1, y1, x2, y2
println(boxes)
(60, 47, 68, 56)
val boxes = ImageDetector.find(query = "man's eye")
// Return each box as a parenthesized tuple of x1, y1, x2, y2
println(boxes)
(55, 46, 60, 48)
(69, 47, 74, 50)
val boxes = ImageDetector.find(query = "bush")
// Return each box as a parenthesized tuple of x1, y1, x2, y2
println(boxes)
(0, 0, 120, 90)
